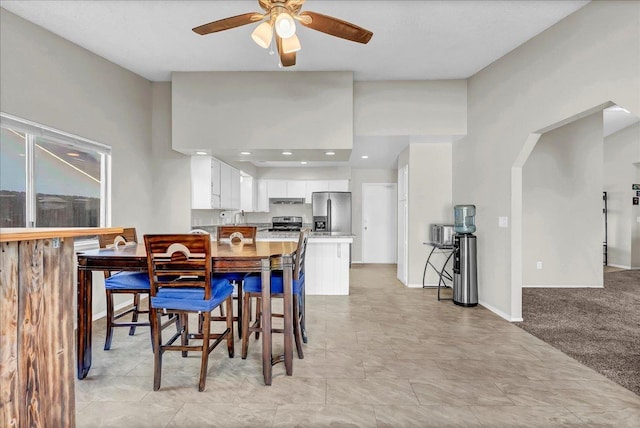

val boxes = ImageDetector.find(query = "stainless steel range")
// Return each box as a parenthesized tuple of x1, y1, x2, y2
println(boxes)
(270, 216, 303, 232)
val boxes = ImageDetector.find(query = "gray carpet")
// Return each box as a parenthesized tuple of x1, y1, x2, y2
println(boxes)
(516, 269, 640, 396)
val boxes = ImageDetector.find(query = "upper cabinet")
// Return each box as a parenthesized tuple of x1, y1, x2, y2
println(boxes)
(191, 156, 218, 209)
(210, 177, 350, 211)
(265, 180, 306, 199)
(262, 179, 349, 203)
(191, 156, 241, 210)
(305, 180, 349, 202)
(240, 175, 256, 212)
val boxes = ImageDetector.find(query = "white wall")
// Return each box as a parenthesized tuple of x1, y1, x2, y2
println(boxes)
(172, 71, 353, 156)
(455, 1, 640, 320)
(151, 82, 191, 233)
(604, 123, 640, 268)
(403, 143, 453, 287)
(0, 8, 154, 318)
(523, 112, 603, 286)
(354, 80, 467, 136)
(633, 164, 640, 268)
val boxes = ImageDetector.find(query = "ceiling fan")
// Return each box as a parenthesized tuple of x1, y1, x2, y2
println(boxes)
(192, 0, 373, 67)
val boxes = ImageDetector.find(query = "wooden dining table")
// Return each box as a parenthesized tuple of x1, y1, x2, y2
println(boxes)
(76, 239, 298, 386)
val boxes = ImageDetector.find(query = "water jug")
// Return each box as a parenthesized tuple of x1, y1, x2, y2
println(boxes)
(454, 205, 476, 234)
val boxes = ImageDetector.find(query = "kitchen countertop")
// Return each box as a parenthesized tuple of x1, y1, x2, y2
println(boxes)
(190, 225, 354, 241)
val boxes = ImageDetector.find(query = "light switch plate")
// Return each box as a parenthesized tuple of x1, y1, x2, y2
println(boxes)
(498, 216, 509, 228)
(637, 216, 640, 223)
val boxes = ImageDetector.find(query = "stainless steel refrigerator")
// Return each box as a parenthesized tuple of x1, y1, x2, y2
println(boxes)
(312, 192, 352, 234)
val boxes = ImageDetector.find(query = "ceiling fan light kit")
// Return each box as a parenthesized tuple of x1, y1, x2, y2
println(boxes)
(251, 21, 273, 48)
(275, 12, 296, 38)
(282, 33, 301, 53)
(192, 0, 373, 67)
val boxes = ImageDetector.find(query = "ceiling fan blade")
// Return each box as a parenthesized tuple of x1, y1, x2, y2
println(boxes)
(192, 13, 264, 35)
(299, 11, 373, 44)
(276, 34, 297, 67)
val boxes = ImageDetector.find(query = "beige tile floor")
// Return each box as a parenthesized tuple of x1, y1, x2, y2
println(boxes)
(76, 264, 640, 427)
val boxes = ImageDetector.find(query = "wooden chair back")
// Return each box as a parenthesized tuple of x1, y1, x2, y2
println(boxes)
(190, 229, 210, 235)
(144, 234, 212, 300)
(216, 226, 257, 244)
(98, 227, 138, 278)
(293, 229, 310, 281)
(98, 227, 138, 248)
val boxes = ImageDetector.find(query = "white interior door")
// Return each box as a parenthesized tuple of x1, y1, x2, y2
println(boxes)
(362, 183, 397, 263)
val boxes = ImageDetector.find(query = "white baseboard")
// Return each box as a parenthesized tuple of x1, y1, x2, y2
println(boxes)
(523, 284, 604, 288)
(405, 282, 423, 288)
(478, 300, 523, 322)
(607, 263, 631, 269)
(92, 300, 136, 321)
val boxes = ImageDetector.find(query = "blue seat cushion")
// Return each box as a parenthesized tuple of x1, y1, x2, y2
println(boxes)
(105, 272, 150, 291)
(243, 273, 304, 295)
(150, 278, 234, 312)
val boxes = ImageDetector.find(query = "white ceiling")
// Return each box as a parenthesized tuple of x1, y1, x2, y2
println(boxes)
(3, 0, 607, 169)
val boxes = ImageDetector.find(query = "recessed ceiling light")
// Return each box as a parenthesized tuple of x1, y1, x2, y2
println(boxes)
(282, 151, 293, 156)
(325, 151, 336, 156)
(361, 155, 369, 159)
(240, 151, 251, 155)
(66, 152, 80, 157)
(300, 161, 308, 165)
(195, 151, 207, 155)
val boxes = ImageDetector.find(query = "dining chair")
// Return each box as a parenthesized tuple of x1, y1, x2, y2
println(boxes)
(241, 229, 309, 360)
(215, 225, 258, 338)
(98, 227, 151, 351)
(144, 234, 234, 391)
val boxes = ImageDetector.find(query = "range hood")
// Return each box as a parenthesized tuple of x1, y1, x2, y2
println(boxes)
(269, 197, 306, 205)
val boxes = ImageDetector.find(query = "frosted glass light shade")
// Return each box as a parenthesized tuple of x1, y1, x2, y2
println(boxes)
(281, 34, 301, 53)
(275, 13, 296, 38)
(251, 22, 273, 49)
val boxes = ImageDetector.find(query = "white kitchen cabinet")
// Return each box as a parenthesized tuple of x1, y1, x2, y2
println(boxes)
(211, 159, 221, 196)
(257, 179, 269, 212)
(254, 234, 353, 295)
(328, 180, 349, 192)
(305, 237, 352, 295)
(266, 179, 307, 199)
(305, 180, 327, 203)
(219, 162, 232, 208)
(192, 156, 241, 210)
(304, 180, 349, 202)
(191, 156, 219, 209)
(267, 180, 288, 198)
(219, 162, 241, 210)
(230, 167, 240, 209)
(240, 175, 256, 212)
(287, 181, 306, 198)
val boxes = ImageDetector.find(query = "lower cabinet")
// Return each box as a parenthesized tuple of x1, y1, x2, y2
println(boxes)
(305, 238, 352, 295)
(255, 235, 352, 295)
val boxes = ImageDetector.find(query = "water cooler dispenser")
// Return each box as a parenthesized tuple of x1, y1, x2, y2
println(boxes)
(453, 205, 478, 307)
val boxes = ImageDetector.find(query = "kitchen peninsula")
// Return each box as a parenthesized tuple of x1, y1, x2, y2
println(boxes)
(196, 227, 354, 295)
(0, 227, 122, 428)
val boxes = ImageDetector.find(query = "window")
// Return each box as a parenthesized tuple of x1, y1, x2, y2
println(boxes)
(0, 113, 111, 228)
